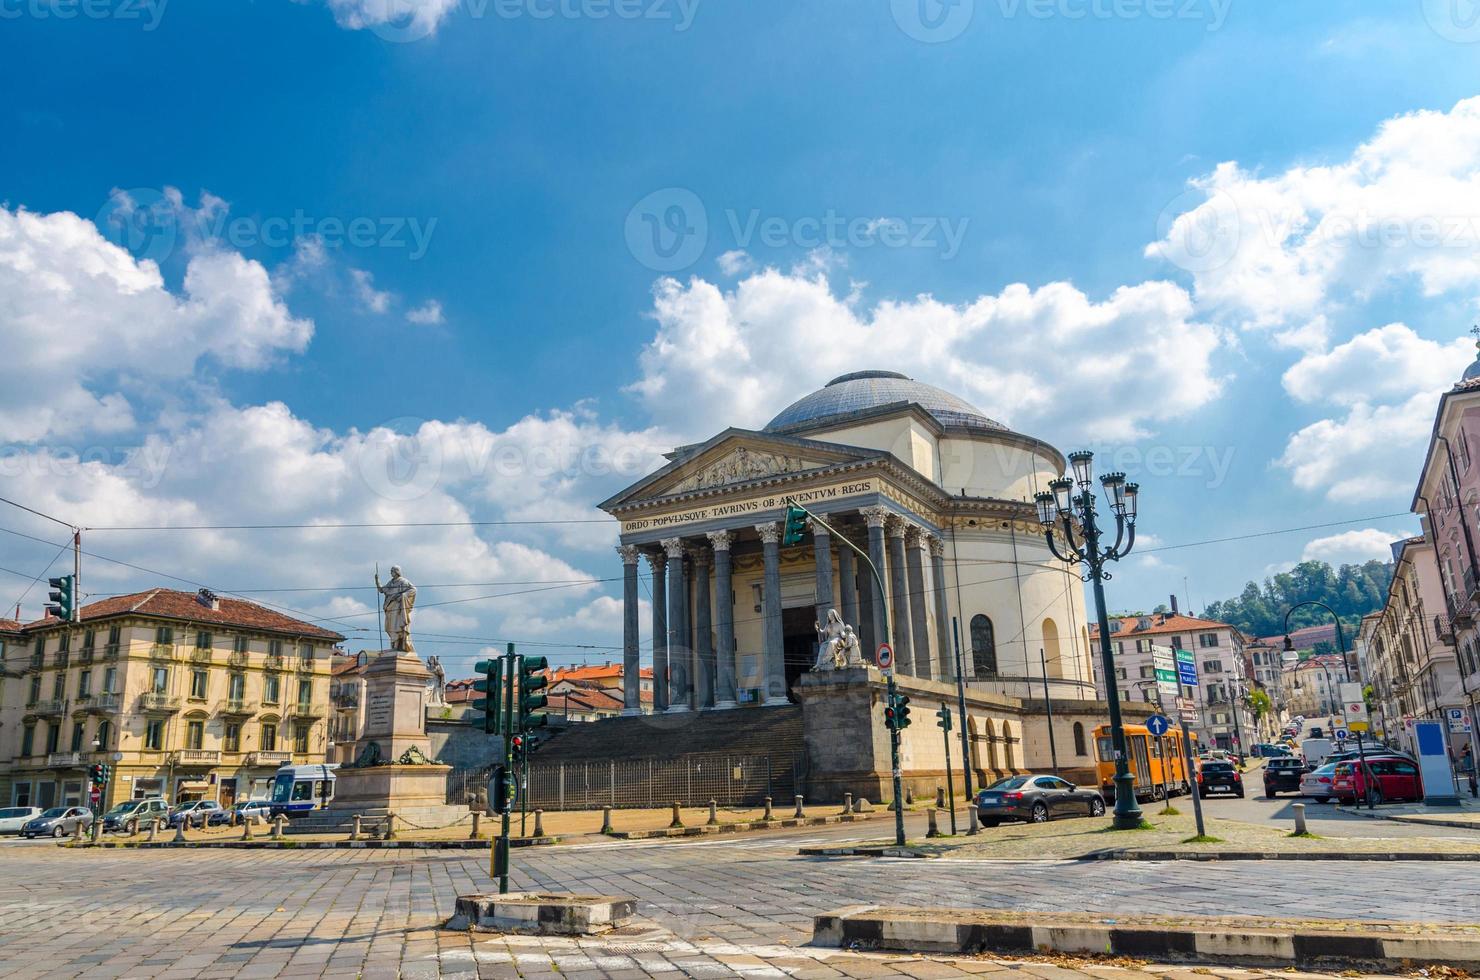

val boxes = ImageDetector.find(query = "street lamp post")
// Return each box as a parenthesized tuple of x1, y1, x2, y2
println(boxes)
(1283, 603, 1370, 809)
(1035, 451, 1143, 830)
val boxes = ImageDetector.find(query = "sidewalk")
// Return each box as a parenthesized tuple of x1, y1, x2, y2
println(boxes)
(1336, 795, 1480, 830)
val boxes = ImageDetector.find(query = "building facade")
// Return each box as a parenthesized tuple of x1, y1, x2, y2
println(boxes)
(0, 588, 343, 809)
(599, 370, 1095, 714)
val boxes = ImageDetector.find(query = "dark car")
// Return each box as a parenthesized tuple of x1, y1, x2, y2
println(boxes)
(976, 774, 1106, 827)
(1262, 757, 1307, 797)
(166, 800, 222, 829)
(1198, 760, 1244, 798)
(208, 800, 272, 826)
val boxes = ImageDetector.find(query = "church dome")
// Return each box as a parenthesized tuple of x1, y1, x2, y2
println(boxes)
(764, 370, 1005, 433)
(1464, 357, 1480, 383)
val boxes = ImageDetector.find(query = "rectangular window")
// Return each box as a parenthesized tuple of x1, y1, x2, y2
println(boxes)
(103, 666, 117, 693)
(45, 724, 60, 754)
(1204, 660, 1223, 674)
(293, 723, 310, 754)
(151, 667, 169, 693)
(269, 640, 283, 658)
(224, 723, 241, 753)
(70, 723, 84, 752)
(58, 632, 71, 652)
(261, 723, 277, 752)
(145, 719, 165, 750)
(96, 720, 111, 751)
(155, 626, 174, 645)
(51, 673, 65, 700)
(33, 636, 44, 656)
(234, 635, 249, 654)
(107, 626, 121, 645)
(27, 675, 40, 705)
(297, 679, 312, 706)
(229, 672, 245, 701)
(196, 631, 212, 650)
(81, 629, 95, 651)
(187, 720, 204, 750)
(77, 670, 91, 698)
(1135, 638, 1153, 653)
(20, 725, 35, 757)
(1200, 633, 1220, 648)
(263, 673, 280, 704)
(1139, 665, 1154, 678)
(190, 669, 208, 700)
(299, 643, 314, 663)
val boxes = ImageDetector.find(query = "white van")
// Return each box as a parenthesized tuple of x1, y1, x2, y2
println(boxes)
(1301, 738, 1335, 769)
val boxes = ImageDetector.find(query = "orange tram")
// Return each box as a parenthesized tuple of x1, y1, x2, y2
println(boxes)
(1092, 723, 1199, 801)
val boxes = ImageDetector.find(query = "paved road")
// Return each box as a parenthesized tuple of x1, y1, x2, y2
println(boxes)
(1195, 785, 1480, 838)
(1, 814, 1477, 978)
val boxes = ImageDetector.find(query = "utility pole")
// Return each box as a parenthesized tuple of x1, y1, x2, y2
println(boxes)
(935, 703, 955, 835)
(1039, 647, 1059, 774)
(951, 618, 976, 835)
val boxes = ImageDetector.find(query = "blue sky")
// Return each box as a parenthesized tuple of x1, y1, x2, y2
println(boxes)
(2, 0, 1480, 669)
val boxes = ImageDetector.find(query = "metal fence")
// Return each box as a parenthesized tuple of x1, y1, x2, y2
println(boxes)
(451, 751, 803, 811)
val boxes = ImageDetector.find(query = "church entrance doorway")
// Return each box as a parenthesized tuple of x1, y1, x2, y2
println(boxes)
(782, 607, 816, 702)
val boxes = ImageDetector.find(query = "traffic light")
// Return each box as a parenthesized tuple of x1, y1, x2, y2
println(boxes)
(893, 692, 912, 729)
(88, 764, 103, 785)
(488, 765, 515, 815)
(780, 504, 809, 547)
(519, 655, 549, 729)
(46, 574, 76, 622)
(935, 704, 952, 732)
(510, 734, 525, 766)
(473, 658, 503, 735)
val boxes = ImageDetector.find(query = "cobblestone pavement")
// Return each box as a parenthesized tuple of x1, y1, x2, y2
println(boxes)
(1, 822, 1476, 978)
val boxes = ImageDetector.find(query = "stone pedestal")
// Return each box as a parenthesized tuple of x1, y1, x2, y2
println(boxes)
(357, 652, 437, 761)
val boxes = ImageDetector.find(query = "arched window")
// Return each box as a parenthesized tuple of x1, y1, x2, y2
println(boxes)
(970, 615, 997, 677)
(1042, 617, 1063, 678)
(1072, 721, 1086, 756)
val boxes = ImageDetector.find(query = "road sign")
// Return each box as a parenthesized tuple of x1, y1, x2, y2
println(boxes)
(1176, 696, 1198, 723)
(876, 643, 894, 672)
(89, 788, 100, 803)
(1334, 727, 1350, 741)
(1448, 708, 1473, 734)
(1145, 714, 1172, 737)
(1175, 648, 1198, 686)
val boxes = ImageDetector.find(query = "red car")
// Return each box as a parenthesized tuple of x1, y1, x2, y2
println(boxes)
(1330, 756, 1423, 805)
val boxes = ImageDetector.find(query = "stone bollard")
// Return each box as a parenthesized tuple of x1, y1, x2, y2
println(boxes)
(173, 819, 187, 844)
(669, 802, 684, 829)
(905, 787, 914, 806)
(241, 815, 254, 841)
(707, 800, 719, 826)
(935, 786, 946, 808)
(73, 820, 85, 844)
(793, 795, 805, 819)
(600, 806, 613, 835)
(127, 816, 139, 837)
(469, 812, 481, 840)
(383, 814, 396, 841)
(842, 792, 853, 815)
(533, 809, 545, 838)
(350, 814, 362, 842)
(147, 818, 160, 842)
(1293, 803, 1308, 836)
(271, 815, 286, 841)
(926, 808, 941, 838)
(763, 797, 774, 821)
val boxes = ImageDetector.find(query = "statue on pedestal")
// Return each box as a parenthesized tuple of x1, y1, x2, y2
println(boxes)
(814, 609, 860, 671)
(427, 655, 447, 706)
(375, 565, 417, 653)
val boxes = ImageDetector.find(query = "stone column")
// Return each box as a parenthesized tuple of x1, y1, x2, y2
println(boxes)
(662, 538, 690, 712)
(618, 545, 642, 715)
(886, 516, 915, 675)
(837, 537, 859, 642)
(757, 522, 788, 705)
(862, 506, 890, 662)
(905, 527, 933, 681)
(928, 534, 954, 682)
(708, 531, 737, 709)
(694, 548, 714, 709)
(682, 549, 695, 709)
(646, 551, 668, 713)
(810, 518, 835, 642)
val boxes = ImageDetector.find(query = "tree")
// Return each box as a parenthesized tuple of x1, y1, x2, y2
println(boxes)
(1247, 689, 1272, 720)
(1202, 559, 1394, 639)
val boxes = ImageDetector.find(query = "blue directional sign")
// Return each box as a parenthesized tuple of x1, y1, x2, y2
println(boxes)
(1145, 714, 1172, 737)
(1175, 648, 1198, 686)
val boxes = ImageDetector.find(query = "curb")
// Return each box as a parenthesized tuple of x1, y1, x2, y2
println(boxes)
(798, 845, 937, 858)
(610, 813, 864, 840)
(1093, 849, 1480, 862)
(64, 836, 559, 850)
(813, 906, 1480, 968)
(1335, 804, 1480, 832)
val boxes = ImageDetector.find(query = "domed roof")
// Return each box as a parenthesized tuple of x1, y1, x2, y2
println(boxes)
(764, 370, 1005, 433)
(1464, 356, 1480, 383)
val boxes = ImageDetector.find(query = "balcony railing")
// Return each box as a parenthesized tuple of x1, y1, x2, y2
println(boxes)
(149, 643, 176, 662)
(228, 650, 248, 668)
(264, 653, 285, 671)
(138, 692, 181, 713)
(190, 646, 213, 664)
(288, 702, 323, 718)
(27, 654, 43, 672)
(332, 692, 360, 710)
(77, 647, 95, 665)
(245, 750, 292, 766)
(1435, 614, 1457, 646)
(1468, 565, 1479, 604)
(53, 651, 69, 669)
(45, 751, 83, 768)
(218, 699, 254, 716)
(30, 699, 65, 717)
(102, 644, 120, 661)
(173, 749, 221, 766)
(87, 693, 122, 714)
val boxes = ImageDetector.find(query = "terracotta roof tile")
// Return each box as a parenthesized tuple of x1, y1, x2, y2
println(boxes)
(1089, 612, 1239, 640)
(0, 618, 21, 633)
(23, 588, 344, 642)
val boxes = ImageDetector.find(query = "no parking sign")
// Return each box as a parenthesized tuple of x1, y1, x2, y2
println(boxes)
(876, 643, 894, 674)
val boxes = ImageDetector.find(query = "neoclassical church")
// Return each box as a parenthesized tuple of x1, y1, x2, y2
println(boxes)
(601, 370, 1096, 714)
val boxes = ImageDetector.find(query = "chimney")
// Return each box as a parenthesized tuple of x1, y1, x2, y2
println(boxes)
(1170, 594, 1179, 616)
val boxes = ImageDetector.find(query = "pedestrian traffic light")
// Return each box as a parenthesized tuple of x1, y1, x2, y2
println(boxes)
(473, 658, 502, 735)
(46, 574, 76, 622)
(935, 703, 952, 732)
(780, 504, 809, 547)
(489, 765, 515, 815)
(893, 692, 912, 729)
(519, 655, 549, 729)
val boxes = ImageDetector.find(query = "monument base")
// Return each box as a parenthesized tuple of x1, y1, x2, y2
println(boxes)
(307, 763, 468, 831)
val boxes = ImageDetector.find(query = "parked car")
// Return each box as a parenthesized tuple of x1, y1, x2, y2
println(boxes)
(102, 797, 171, 833)
(0, 806, 43, 835)
(21, 806, 94, 839)
(1331, 756, 1424, 805)
(1198, 760, 1244, 798)
(1262, 757, 1307, 796)
(975, 774, 1106, 827)
(208, 800, 272, 827)
(1299, 762, 1339, 802)
(167, 800, 222, 829)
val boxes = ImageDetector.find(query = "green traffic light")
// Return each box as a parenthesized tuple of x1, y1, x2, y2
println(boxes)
(518, 655, 549, 729)
(780, 505, 809, 547)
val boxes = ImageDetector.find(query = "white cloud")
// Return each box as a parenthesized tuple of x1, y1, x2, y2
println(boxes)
(1276, 391, 1439, 502)
(628, 269, 1226, 443)
(1147, 96, 1480, 329)
(406, 299, 445, 325)
(716, 250, 754, 276)
(314, 0, 459, 35)
(1282, 324, 1472, 406)
(350, 268, 393, 314)
(1300, 528, 1408, 566)
(0, 205, 312, 443)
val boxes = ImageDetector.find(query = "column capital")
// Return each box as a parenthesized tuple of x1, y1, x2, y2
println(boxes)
(755, 522, 782, 544)
(706, 529, 734, 552)
(691, 547, 712, 568)
(886, 514, 912, 539)
(805, 516, 830, 536)
(860, 505, 890, 529)
(616, 544, 641, 565)
(925, 533, 945, 558)
(644, 550, 667, 573)
(904, 524, 925, 547)
(661, 536, 686, 560)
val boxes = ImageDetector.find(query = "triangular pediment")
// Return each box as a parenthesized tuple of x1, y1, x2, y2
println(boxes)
(600, 429, 884, 511)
